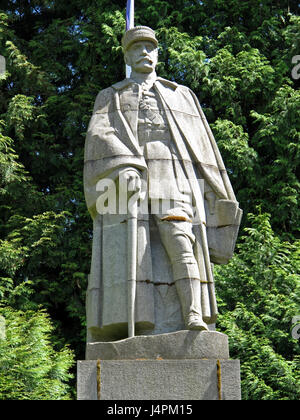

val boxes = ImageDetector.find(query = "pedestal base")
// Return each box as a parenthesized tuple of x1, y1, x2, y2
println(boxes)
(77, 331, 241, 400)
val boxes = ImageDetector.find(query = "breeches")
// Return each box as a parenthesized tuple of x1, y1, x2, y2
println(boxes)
(153, 200, 200, 282)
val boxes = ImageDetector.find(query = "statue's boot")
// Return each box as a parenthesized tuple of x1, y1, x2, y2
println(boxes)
(176, 278, 209, 331)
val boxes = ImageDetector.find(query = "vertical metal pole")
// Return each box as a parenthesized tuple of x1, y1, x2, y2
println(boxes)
(125, 0, 135, 78)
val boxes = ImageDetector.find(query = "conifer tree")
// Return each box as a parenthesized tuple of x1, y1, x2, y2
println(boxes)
(0, 0, 299, 399)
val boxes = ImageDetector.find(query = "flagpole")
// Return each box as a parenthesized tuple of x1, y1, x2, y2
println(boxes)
(125, 0, 136, 338)
(126, 0, 134, 78)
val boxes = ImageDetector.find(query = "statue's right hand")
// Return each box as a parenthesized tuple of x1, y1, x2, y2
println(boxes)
(119, 168, 142, 195)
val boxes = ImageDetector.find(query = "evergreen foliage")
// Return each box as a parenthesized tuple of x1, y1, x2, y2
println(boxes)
(0, 307, 74, 400)
(0, 0, 299, 399)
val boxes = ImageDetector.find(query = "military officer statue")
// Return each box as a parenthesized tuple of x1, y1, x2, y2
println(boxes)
(84, 26, 242, 342)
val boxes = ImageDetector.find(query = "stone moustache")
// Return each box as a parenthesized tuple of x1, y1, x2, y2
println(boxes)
(83, 26, 242, 342)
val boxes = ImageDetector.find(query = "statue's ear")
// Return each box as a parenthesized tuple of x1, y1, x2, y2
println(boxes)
(124, 51, 130, 66)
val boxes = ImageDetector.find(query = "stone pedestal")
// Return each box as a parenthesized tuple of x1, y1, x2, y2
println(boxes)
(77, 330, 241, 400)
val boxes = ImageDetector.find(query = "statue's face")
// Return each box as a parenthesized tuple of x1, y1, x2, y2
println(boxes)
(125, 40, 158, 74)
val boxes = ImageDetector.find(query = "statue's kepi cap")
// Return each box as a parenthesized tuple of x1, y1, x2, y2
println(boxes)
(122, 26, 158, 51)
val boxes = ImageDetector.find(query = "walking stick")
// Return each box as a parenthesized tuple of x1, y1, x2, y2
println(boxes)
(127, 190, 138, 338)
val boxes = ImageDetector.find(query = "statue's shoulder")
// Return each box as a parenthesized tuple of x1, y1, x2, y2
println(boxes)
(92, 85, 116, 113)
(95, 85, 115, 101)
(156, 77, 178, 90)
(156, 77, 192, 94)
(156, 77, 201, 112)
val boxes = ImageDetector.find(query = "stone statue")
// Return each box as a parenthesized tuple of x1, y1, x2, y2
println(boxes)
(84, 26, 242, 342)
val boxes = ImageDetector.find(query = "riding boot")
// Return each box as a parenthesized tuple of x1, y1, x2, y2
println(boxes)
(175, 278, 208, 331)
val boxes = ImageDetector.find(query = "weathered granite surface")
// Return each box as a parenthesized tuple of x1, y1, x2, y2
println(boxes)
(77, 359, 241, 400)
(78, 330, 241, 400)
(86, 330, 229, 360)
